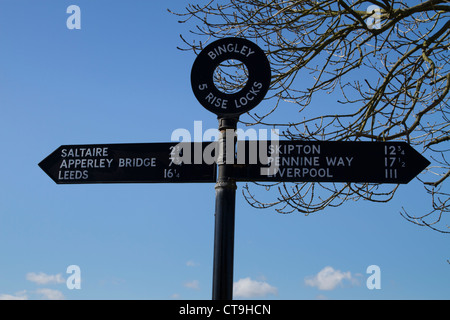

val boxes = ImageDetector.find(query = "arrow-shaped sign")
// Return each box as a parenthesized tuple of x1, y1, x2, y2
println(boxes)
(39, 142, 217, 184)
(39, 140, 430, 185)
(233, 140, 430, 184)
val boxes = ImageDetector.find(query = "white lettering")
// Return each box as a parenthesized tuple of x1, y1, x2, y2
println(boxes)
(58, 170, 88, 180)
(66, 5, 81, 30)
(205, 92, 228, 109)
(118, 158, 156, 168)
(66, 265, 81, 290)
(326, 157, 353, 166)
(62, 147, 108, 158)
(366, 265, 381, 289)
(270, 167, 332, 179)
(208, 42, 256, 61)
(60, 158, 113, 169)
(233, 82, 262, 109)
(268, 144, 321, 155)
(208, 51, 216, 60)
(179, 304, 214, 317)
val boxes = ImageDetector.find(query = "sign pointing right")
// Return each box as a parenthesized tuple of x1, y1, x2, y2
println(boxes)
(233, 141, 430, 184)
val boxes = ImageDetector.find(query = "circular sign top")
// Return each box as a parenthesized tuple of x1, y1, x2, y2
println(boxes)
(191, 37, 271, 117)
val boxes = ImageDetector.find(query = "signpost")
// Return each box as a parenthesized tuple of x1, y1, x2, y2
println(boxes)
(39, 142, 217, 184)
(39, 37, 430, 301)
(233, 140, 430, 184)
(191, 37, 272, 300)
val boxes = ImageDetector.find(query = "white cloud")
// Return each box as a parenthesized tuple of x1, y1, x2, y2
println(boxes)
(0, 291, 28, 300)
(305, 266, 354, 291)
(184, 280, 200, 290)
(0, 288, 65, 300)
(233, 277, 278, 298)
(36, 288, 65, 300)
(26, 272, 65, 285)
(1, 272, 66, 301)
(186, 260, 199, 267)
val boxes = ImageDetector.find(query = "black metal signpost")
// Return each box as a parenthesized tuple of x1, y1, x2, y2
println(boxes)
(191, 37, 272, 300)
(39, 37, 430, 301)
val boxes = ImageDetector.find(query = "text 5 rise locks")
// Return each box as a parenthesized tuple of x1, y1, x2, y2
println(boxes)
(191, 37, 271, 117)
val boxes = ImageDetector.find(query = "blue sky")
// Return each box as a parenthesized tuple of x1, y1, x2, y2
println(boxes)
(0, 1, 448, 300)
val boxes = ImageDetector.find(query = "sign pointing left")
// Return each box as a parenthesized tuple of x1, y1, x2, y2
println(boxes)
(39, 142, 217, 184)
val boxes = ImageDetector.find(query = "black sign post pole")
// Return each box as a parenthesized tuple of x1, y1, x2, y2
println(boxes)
(212, 117, 238, 300)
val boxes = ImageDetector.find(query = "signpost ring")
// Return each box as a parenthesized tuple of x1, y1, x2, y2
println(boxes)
(191, 37, 271, 117)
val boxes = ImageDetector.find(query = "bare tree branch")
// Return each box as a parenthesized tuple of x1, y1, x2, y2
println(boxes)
(171, 0, 450, 232)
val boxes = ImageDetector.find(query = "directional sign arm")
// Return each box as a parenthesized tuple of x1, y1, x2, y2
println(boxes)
(232, 141, 430, 184)
(39, 142, 217, 184)
(40, 140, 429, 185)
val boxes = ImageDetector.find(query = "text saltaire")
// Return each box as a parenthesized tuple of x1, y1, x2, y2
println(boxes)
(61, 147, 108, 158)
